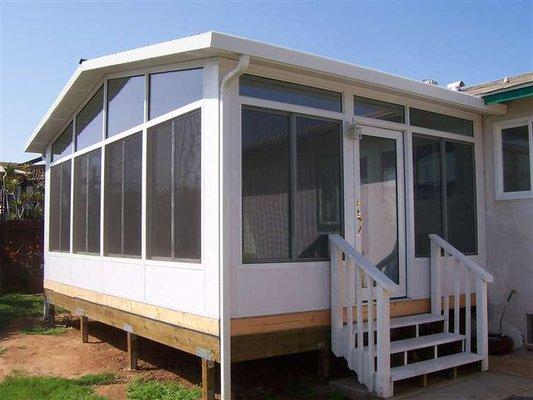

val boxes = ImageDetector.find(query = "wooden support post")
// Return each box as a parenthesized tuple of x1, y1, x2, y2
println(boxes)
(127, 332, 138, 370)
(317, 348, 330, 382)
(422, 374, 428, 388)
(80, 316, 89, 343)
(453, 367, 458, 380)
(201, 358, 216, 400)
(44, 301, 55, 327)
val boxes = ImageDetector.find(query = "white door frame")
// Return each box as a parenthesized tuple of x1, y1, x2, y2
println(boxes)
(353, 125, 407, 297)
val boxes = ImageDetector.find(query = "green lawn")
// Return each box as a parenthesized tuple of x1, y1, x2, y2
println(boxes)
(0, 293, 43, 326)
(127, 379, 201, 400)
(21, 325, 70, 336)
(0, 372, 117, 400)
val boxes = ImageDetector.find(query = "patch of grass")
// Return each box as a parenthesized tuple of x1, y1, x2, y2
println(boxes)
(127, 378, 201, 400)
(21, 325, 70, 336)
(0, 372, 116, 400)
(74, 372, 118, 386)
(0, 293, 43, 326)
(285, 376, 317, 398)
(0, 347, 6, 357)
(328, 392, 345, 400)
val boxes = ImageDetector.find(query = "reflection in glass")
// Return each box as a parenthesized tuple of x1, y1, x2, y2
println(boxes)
(502, 125, 531, 192)
(295, 117, 341, 259)
(49, 160, 71, 252)
(240, 75, 342, 112)
(148, 110, 201, 260)
(242, 108, 290, 261)
(149, 69, 203, 119)
(354, 96, 405, 123)
(76, 86, 104, 150)
(410, 108, 473, 137)
(412, 136, 442, 257)
(107, 75, 145, 137)
(73, 149, 101, 254)
(52, 123, 73, 161)
(360, 136, 399, 283)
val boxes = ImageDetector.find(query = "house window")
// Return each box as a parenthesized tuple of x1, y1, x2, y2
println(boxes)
(104, 132, 142, 257)
(413, 135, 476, 256)
(495, 120, 533, 199)
(73, 149, 101, 254)
(410, 108, 473, 137)
(147, 110, 201, 260)
(76, 85, 104, 150)
(149, 68, 203, 119)
(52, 122, 73, 161)
(242, 107, 342, 263)
(107, 75, 145, 137)
(354, 96, 405, 123)
(49, 160, 71, 252)
(240, 75, 342, 113)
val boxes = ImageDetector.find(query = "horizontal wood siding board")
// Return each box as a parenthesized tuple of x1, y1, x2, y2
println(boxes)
(231, 327, 330, 362)
(45, 289, 220, 361)
(44, 280, 219, 335)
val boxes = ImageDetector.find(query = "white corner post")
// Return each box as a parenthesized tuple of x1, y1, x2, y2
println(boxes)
(219, 54, 250, 400)
(430, 239, 441, 316)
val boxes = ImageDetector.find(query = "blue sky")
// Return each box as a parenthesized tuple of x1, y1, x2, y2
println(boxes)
(1, 1, 532, 162)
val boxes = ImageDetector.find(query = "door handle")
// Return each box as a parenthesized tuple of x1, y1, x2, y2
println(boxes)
(356, 198, 363, 237)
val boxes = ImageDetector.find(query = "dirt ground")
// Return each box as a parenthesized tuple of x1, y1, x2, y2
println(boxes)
(0, 312, 349, 399)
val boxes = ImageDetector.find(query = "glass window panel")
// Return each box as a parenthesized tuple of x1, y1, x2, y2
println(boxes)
(104, 139, 123, 256)
(501, 125, 531, 192)
(242, 108, 290, 261)
(149, 69, 203, 119)
(240, 74, 342, 113)
(354, 96, 405, 123)
(104, 134, 141, 257)
(413, 135, 442, 257)
(148, 120, 173, 258)
(173, 111, 201, 259)
(49, 165, 61, 251)
(107, 75, 145, 137)
(445, 141, 476, 254)
(76, 86, 104, 150)
(410, 108, 473, 137)
(73, 149, 101, 254)
(52, 122, 73, 161)
(295, 116, 341, 259)
(123, 134, 142, 256)
(59, 161, 71, 252)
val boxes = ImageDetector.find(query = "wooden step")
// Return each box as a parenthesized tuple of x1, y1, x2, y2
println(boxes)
(353, 313, 444, 333)
(362, 332, 465, 356)
(391, 352, 484, 381)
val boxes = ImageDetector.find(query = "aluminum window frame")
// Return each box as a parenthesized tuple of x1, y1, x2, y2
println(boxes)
(494, 116, 533, 200)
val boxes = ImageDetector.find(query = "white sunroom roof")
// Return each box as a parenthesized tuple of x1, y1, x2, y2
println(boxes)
(25, 31, 506, 153)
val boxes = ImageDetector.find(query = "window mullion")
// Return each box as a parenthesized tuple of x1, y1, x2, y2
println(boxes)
(121, 140, 126, 256)
(171, 122, 176, 259)
(440, 139, 448, 241)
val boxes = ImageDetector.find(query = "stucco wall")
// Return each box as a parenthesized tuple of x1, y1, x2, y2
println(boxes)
(483, 97, 533, 346)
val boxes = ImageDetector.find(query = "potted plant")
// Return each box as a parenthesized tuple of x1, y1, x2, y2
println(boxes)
(488, 289, 517, 355)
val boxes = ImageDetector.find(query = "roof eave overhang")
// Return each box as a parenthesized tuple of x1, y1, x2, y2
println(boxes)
(25, 31, 507, 154)
(483, 85, 533, 104)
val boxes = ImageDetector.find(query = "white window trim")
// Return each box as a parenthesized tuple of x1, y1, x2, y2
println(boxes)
(494, 116, 533, 200)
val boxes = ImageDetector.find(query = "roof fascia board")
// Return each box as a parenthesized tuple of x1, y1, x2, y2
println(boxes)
(483, 85, 533, 103)
(209, 32, 506, 116)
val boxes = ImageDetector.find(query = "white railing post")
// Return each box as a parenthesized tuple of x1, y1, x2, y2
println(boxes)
(465, 269, 472, 353)
(376, 286, 392, 398)
(345, 260, 355, 367)
(430, 239, 442, 316)
(330, 242, 343, 356)
(355, 267, 364, 382)
(364, 275, 375, 392)
(443, 253, 450, 332)
(476, 276, 489, 370)
(454, 259, 461, 335)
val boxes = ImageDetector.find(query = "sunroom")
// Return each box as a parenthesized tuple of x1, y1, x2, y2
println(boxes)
(25, 32, 504, 399)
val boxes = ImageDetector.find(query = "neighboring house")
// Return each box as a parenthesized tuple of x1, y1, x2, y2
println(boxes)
(464, 73, 533, 349)
(25, 32, 527, 399)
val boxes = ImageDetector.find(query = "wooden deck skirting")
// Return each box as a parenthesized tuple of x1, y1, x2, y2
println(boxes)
(44, 288, 221, 362)
(44, 280, 219, 336)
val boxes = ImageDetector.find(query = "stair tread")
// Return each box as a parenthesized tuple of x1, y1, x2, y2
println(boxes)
(362, 332, 465, 355)
(391, 352, 485, 381)
(353, 313, 445, 332)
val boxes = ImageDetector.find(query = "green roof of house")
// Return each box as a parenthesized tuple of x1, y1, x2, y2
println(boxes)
(463, 72, 533, 104)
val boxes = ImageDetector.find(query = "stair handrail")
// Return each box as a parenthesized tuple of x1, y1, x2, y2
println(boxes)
(429, 234, 493, 282)
(429, 233, 492, 372)
(329, 233, 397, 397)
(329, 234, 396, 290)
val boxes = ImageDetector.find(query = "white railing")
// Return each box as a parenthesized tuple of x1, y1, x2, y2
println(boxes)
(429, 234, 493, 370)
(329, 234, 397, 398)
